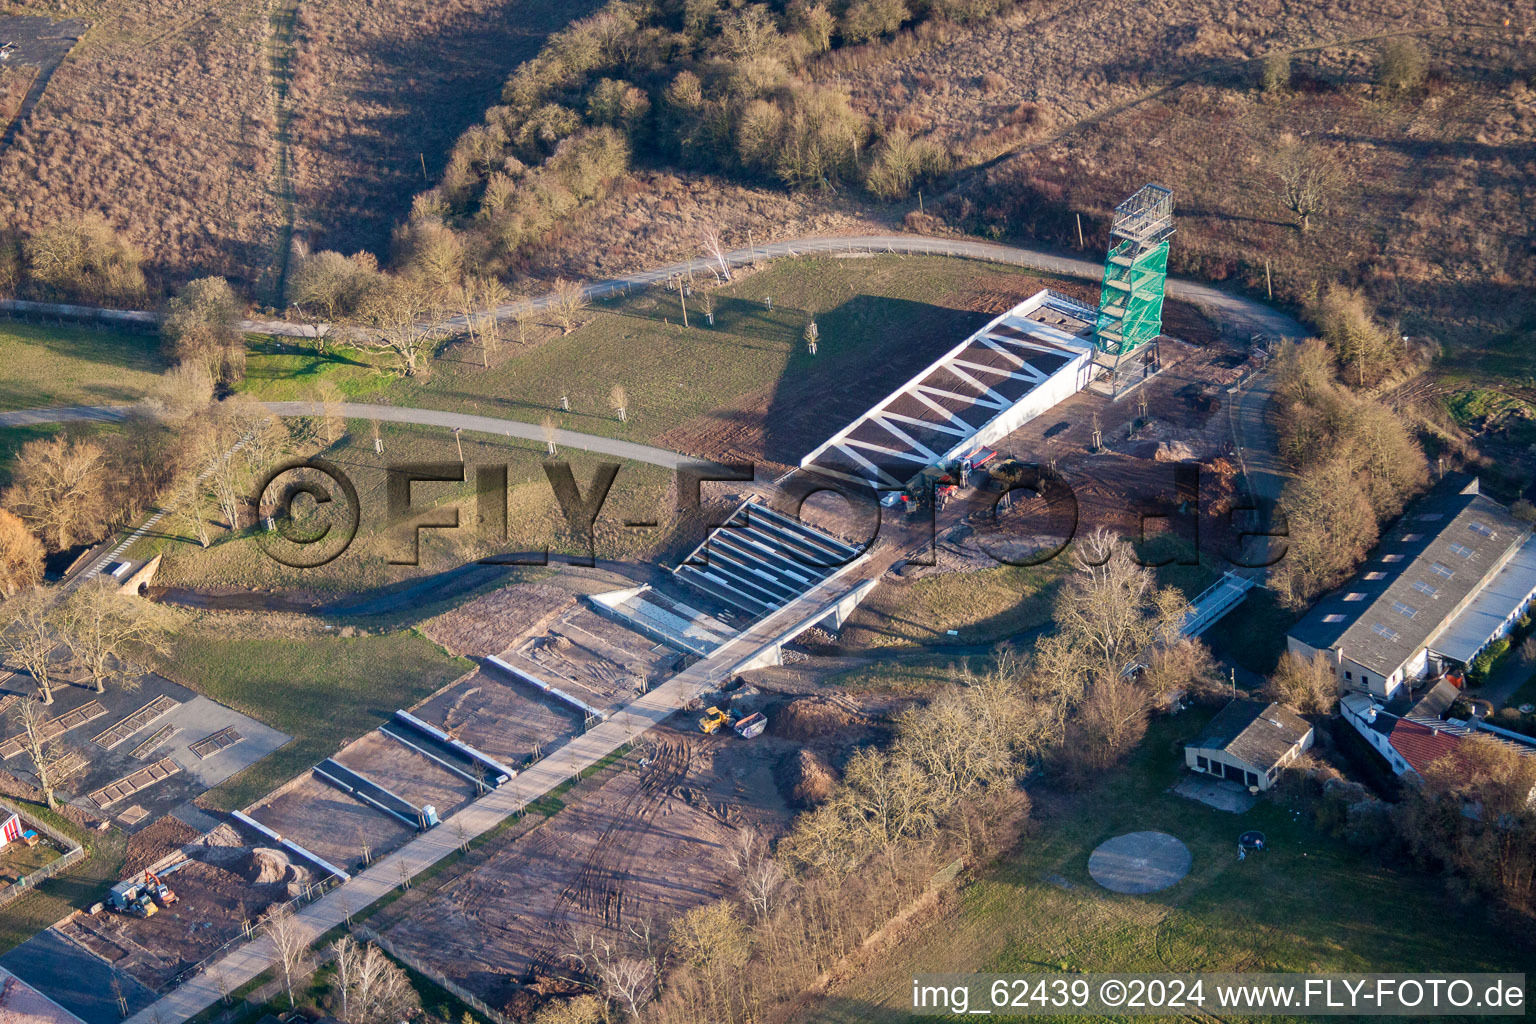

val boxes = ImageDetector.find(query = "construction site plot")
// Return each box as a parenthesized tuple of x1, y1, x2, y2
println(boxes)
(372, 723, 792, 1013)
(333, 730, 478, 820)
(246, 773, 415, 874)
(54, 822, 323, 994)
(498, 602, 685, 716)
(413, 668, 585, 769)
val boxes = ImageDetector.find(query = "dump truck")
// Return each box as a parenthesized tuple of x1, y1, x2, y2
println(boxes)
(732, 712, 766, 739)
(698, 706, 732, 734)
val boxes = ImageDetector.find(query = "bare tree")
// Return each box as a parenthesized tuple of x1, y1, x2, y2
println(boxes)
(609, 384, 628, 423)
(58, 577, 178, 693)
(148, 362, 215, 423)
(472, 276, 510, 367)
(726, 828, 786, 919)
(567, 929, 657, 1019)
(0, 509, 44, 598)
(1265, 650, 1338, 713)
(3, 435, 109, 551)
(701, 228, 733, 283)
(1266, 137, 1346, 232)
(333, 940, 414, 1024)
(13, 697, 68, 808)
(548, 278, 590, 335)
(264, 904, 312, 1009)
(354, 275, 443, 377)
(0, 588, 61, 703)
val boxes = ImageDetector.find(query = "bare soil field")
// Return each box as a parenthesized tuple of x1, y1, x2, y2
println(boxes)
(420, 580, 583, 657)
(0, 1, 282, 289)
(374, 726, 792, 1011)
(247, 773, 413, 873)
(412, 667, 584, 769)
(501, 603, 685, 715)
(334, 730, 476, 820)
(59, 822, 316, 993)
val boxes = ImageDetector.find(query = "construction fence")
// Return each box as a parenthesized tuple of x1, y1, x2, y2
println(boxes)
(0, 796, 87, 909)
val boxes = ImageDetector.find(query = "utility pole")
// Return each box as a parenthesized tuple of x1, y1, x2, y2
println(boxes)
(452, 426, 463, 462)
(1265, 259, 1273, 300)
(1076, 213, 1085, 249)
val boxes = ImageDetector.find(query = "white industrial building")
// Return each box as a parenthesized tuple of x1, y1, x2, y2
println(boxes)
(1287, 477, 1536, 701)
(798, 289, 1098, 493)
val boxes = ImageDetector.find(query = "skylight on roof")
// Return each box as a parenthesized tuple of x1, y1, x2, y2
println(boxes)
(1449, 543, 1474, 558)
(1372, 623, 1400, 641)
(1365, 571, 1387, 580)
(1344, 592, 1366, 601)
(1324, 614, 1346, 623)
(1391, 600, 1418, 618)
(1469, 522, 1495, 538)
(1431, 562, 1454, 578)
(1412, 581, 1439, 597)
(1418, 512, 1445, 521)
(1403, 533, 1423, 541)
(1382, 554, 1404, 563)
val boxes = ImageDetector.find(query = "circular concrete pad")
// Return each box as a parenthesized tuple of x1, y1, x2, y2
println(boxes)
(1088, 831, 1191, 894)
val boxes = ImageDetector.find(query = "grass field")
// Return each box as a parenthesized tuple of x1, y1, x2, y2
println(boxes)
(0, 802, 126, 956)
(238, 254, 1062, 450)
(144, 417, 677, 591)
(156, 624, 471, 809)
(810, 710, 1530, 1022)
(842, 563, 1067, 649)
(0, 321, 165, 411)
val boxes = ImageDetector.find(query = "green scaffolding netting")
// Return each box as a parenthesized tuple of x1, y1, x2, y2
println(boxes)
(1094, 239, 1168, 356)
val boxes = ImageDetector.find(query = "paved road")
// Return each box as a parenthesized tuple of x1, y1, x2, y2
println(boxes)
(120, 555, 877, 1024)
(265, 402, 692, 469)
(4, 233, 1306, 344)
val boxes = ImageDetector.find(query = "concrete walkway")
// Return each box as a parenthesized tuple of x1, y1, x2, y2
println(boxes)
(120, 560, 883, 1024)
(3, 233, 1307, 344)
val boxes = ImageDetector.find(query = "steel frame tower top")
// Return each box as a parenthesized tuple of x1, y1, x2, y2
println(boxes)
(1094, 184, 1174, 357)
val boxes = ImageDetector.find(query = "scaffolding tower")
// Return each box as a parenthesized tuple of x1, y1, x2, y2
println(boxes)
(1092, 184, 1173, 400)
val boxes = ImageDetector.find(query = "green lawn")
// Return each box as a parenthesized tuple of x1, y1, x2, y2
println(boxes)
(237, 255, 1062, 449)
(157, 626, 472, 810)
(142, 418, 676, 592)
(0, 321, 165, 412)
(0, 802, 126, 956)
(842, 563, 1068, 649)
(812, 710, 1530, 1022)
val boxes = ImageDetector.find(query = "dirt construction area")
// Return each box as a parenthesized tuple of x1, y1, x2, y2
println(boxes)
(373, 722, 792, 1012)
(499, 603, 686, 715)
(247, 772, 414, 874)
(334, 730, 478, 819)
(413, 667, 584, 768)
(54, 822, 319, 993)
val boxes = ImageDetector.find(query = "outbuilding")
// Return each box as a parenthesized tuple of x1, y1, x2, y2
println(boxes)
(1184, 699, 1313, 792)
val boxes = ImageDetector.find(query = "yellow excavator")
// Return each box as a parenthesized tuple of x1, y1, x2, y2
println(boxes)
(697, 706, 732, 734)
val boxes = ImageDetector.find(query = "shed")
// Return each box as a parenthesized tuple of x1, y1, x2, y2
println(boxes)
(1184, 699, 1313, 792)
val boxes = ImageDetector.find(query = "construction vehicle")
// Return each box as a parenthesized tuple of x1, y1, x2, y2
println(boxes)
(733, 712, 766, 739)
(107, 879, 158, 918)
(145, 868, 178, 907)
(698, 706, 732, 734)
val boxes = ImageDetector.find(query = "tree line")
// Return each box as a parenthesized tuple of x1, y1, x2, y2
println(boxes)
(1267, 286, 1430, 610)
(538, 529, 1225, 1024)
(411, 0, 1005, 275)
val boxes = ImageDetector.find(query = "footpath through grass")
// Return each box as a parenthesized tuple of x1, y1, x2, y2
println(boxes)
(158, 626, 472, 810)
(814, 710, 1530, 1023)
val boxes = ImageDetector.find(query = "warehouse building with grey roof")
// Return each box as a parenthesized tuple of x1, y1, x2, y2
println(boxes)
(1287, 476, 1536, 701)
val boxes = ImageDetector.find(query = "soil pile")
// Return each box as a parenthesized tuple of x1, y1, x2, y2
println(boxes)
(123, 815, 200, 874)
(246, 848, 291, 884)
(1153, 440, 1198, 462)
(770, 696, 862, 740)
(779, 749, 836, 807)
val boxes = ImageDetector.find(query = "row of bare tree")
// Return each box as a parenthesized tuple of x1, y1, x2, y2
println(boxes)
(540, 531, 1224, 1024)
